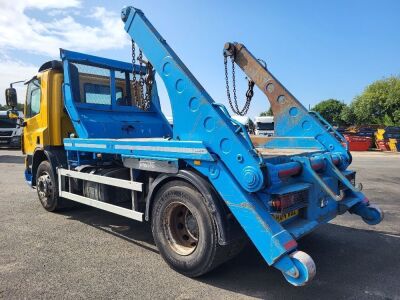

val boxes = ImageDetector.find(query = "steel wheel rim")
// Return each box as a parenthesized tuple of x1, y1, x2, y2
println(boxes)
(37, 171, 53, 206)
(163, 201, 199, 256)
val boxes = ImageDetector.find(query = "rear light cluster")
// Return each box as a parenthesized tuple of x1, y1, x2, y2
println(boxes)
(269, 189, 308, 214)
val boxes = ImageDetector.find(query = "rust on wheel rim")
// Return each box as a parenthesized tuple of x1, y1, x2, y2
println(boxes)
(163, 202, 199, 256)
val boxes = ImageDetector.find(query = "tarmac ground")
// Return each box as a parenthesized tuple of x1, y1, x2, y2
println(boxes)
(0, 149, 399, 299)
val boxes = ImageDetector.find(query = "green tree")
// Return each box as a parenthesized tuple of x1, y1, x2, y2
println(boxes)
(351, 76, 400, 126)
(259, 107, 273, 116)
(313, 99, 346, 125)
(339, 105, 356, 126)
(0, 103, 24, 111)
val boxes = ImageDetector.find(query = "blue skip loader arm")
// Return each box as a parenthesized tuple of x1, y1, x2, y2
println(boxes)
(121, 7, 306, 281)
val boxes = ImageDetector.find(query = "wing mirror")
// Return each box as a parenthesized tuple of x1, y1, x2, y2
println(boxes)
(6, 80, 25, 109)
(5, 87, 18, 109)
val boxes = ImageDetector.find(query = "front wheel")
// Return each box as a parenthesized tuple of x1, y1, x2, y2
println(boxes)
(36, 160, 63, 212)
(151, 180, 238, 277)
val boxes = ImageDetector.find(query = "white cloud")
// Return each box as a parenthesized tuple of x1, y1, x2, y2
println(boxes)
(0, 0, 130, 58)
(0, 54, 37, 106)
(12, 0, 81, 10)
(0, 0, 131, 105)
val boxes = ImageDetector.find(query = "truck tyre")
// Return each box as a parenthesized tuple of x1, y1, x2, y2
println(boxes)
(36, 160, 63, 212)
(151, 180, 237, 277)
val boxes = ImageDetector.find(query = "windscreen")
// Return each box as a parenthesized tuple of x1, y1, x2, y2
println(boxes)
(257, 122, 274, 131)
(0, 116, 17, 129)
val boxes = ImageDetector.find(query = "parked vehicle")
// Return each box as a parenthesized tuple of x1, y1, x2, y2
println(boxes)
(5, 6, 383, 286)
(255, 116, 274, 136)
(0, 110, 23, 148)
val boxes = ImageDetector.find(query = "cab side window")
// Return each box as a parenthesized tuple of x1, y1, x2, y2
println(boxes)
(26, 79, 41, 118)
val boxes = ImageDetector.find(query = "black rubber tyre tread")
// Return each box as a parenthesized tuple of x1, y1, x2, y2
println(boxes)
(151, 180, 241, 277)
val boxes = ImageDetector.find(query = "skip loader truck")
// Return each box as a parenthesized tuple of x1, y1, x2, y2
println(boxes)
(5, 6, 383, 286)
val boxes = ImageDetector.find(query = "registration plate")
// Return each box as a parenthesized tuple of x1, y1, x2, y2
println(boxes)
(0, 140, 9, 144)
(272, 210, 299, 223)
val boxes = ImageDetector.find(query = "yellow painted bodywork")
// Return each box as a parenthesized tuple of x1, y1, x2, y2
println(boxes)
(7, 112, 19, 119)
(23, 70, 75, 155)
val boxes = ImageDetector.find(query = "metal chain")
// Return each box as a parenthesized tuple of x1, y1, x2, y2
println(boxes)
(131, 40, 138, 105)
(131, 39, 153, 110)
(224, 54, 254, 116)
(144, 63, 154, 110)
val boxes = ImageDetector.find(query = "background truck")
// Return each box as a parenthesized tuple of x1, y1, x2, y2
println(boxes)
(5, 6, 383, 286)
(0, 110, 23, 148)
(255, 116, 274, 136)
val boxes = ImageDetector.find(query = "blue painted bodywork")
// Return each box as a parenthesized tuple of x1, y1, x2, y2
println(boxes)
(61, 49, 172, 140)
(263, 109, 349, 156)
(55, 6, 382, 284)
(24, 169, 32, 185)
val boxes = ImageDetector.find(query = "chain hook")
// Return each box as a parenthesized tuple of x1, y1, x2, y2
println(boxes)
(131, 39, 153, 110)
(223, 48, 255, 116)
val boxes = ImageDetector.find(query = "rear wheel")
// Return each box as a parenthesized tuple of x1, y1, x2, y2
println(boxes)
(36, 160, 63, 212)
(151, 180, 239, 277)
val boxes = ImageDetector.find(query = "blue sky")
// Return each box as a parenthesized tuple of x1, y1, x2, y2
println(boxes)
(1, 0, 399, 118)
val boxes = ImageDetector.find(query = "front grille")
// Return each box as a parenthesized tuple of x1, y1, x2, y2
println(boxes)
(0, 137, 11, 144)
(0, 131, 13, 137)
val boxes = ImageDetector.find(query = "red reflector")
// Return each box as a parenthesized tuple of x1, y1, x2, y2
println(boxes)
(270, 199, 282, 210)
(273, 194, 299, 210)
(284, 239, 297, 250)
(270, 190, 308, 213)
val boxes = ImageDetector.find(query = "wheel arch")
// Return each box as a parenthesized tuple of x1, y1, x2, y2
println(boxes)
(31, 146, 67, 186)
(145, 169, 243, 246)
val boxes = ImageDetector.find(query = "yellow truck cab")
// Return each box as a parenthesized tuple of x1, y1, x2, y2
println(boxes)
(21, 59, 145, 186)
(22, 61, 74, 184)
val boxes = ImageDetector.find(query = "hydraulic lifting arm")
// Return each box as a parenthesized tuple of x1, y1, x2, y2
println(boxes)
(223, 42, 351, 165)
(121, 8, 265, 192)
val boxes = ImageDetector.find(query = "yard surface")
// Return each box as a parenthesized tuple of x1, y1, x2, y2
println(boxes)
(0, 150, 399, 299)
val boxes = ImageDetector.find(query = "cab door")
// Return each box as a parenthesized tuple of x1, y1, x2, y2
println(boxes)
(23, 76, 47, 154)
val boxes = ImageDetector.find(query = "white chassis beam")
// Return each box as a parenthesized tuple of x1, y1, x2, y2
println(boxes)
(58, 168, 144, 222)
